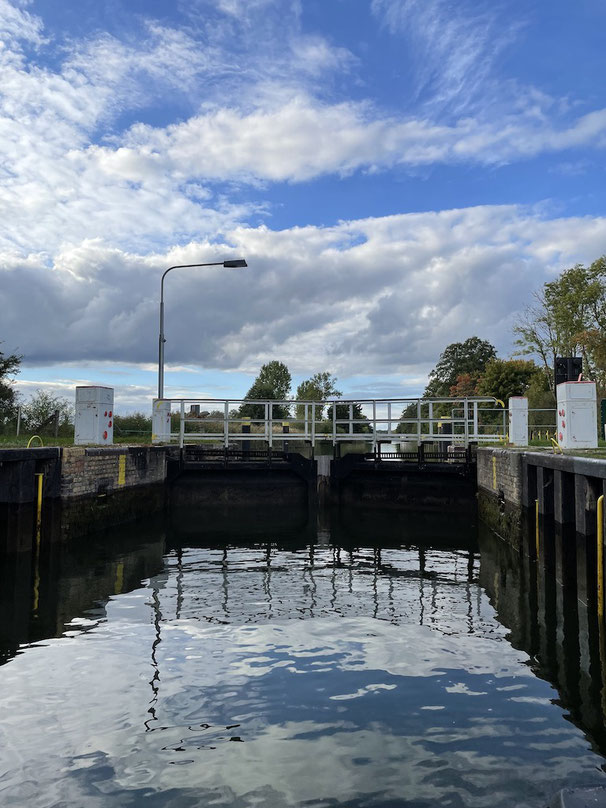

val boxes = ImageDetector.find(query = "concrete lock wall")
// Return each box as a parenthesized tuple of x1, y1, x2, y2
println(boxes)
(478, 446, 606, 549)
(61, 446, 167, 499)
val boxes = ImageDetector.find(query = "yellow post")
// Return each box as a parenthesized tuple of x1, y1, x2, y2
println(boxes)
(598, 495, 604, 622)
(35, 472, 43, 533)
(597, 495, 606, 721)
(32, 473, 44, 614)
(535, 498, 540, 560)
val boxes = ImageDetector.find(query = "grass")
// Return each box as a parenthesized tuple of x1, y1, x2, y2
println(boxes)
(0, 432, 151, 448)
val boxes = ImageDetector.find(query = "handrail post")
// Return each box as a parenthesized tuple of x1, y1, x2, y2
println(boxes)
(224, 401, 229, 449)
(311, 402, 316, 448)
(179, 400, 185, 448)
(372, 400, 377, 452)
(269, 402, 273, 449)
(349, 403, 353, 437)
(332, 402, 337, 446)
(463, 398, 469, 447)
(417, 399, 421, 445)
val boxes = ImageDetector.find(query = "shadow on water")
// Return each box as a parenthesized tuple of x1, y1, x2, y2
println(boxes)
(0, 516, 166, 665)
(478, 520, 606, 760)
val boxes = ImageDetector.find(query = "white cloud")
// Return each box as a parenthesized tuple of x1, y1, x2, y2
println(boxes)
(1, 0, 606, 262)
(3, 206, 606, 388)
(0, 0, 44, 46)
(119, 97, 606, 185)
(371, 0, 523, 115)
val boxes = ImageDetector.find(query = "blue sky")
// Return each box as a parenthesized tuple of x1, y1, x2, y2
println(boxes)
(2, 0, 606, 411)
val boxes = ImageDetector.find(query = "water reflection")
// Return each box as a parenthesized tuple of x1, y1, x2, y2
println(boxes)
(0, 509, 605, 807)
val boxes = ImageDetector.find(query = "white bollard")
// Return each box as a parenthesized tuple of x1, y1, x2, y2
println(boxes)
(557, 381, 598, 449)
(508, 397, 528, 446)
(152, 399, 172, 444)
(75, 386, 114, 445)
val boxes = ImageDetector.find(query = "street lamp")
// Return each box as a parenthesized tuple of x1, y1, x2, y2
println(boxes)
(157, 259, 247, 399)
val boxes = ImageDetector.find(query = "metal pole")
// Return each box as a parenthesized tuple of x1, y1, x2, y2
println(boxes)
(372, 400, 377, 451)
(158, 281, 165, 399)
(158, 261, 239, 399)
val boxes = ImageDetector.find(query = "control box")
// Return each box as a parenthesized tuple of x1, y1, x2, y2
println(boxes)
(556, 381, 597, 449)
(75, 386, 114, 445)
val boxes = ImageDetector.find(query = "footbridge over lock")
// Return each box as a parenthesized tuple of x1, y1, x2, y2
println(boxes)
(152, 395, 506, 452)
(153, 396, 507, 517)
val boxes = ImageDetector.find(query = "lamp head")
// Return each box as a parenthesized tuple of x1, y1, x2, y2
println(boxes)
(223, 259, 247, 268)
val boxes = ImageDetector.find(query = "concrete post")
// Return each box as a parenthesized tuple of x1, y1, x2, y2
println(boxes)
(316, 455, 331, 507)
(152, 399, 171, 444)
(508, 397, 528, 446)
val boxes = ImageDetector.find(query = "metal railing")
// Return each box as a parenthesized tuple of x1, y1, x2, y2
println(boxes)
(152, 396, 506, 449)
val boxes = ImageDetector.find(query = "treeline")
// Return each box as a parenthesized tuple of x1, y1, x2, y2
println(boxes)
(422, 253, 606, 410)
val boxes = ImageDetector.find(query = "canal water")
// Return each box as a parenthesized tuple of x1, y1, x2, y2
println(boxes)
(1, 509, 606, 807)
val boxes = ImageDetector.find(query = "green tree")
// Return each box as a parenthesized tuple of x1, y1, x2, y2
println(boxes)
(240, 360, 292, 419)
(0, 347, 21, 429)
(514, 255, 606, 391)
(22, 389, 73, 435)
(424, 337, 497, 397)
(114, 412, 152, 435)
(476, 359, 542, 404)
(296, 372, 342, 419)
(325, 402, 371, 433)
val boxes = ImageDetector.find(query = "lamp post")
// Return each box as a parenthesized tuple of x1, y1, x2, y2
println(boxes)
(157, 259, 247, 399)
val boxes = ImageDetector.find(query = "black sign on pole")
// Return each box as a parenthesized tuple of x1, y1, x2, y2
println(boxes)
(554, 356, 582, 388)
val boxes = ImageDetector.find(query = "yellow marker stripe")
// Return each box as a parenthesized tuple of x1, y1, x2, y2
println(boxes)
(492, 455, 497, 491)
(118, 454, 126, 486)
(535, 499, 540, 560)
(598, 495, 604, 622)
(115, 560, 124, 594)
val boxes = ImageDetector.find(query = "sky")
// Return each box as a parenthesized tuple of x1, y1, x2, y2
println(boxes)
(2, 0, 606, 412)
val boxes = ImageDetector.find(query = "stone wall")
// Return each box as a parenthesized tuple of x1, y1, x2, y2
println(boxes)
(477, 447, 524, 505)
(477, 447, 526, 546)
(60, 446, 167, 499)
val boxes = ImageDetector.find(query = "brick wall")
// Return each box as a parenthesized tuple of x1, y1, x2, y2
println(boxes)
(477, 447, 524, 506)
(61, 446, 167, 499)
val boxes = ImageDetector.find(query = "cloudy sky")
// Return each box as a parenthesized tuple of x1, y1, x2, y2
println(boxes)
(2, 0, 606, 411)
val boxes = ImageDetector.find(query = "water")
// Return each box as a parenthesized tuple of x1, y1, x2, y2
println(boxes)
(1, 512, 605, 807)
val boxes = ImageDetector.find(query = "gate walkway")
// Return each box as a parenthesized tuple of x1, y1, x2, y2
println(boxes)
(153, 396, 506, 450)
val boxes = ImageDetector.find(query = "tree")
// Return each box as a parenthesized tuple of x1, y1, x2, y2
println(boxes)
(114, 412, 152, 435)
(325, 402, 371, 433)
(0, 347, 21, 429)
(240, 360, 292, 419)
(476, 359, 542, 404)
(514, 255, 606, 391)
(296, 372, 342, 419)
(449, 373, 479, 397)
(22, 389, 74, 435)
(424, 337, 497, 397)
